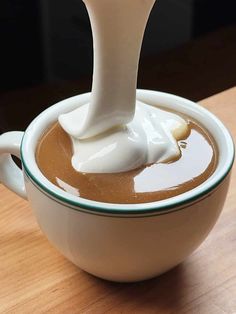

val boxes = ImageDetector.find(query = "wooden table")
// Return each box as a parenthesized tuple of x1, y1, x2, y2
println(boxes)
(0, 88, 236, 313)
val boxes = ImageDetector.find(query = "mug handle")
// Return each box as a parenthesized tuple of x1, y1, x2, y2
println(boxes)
(0, 131, 27, 199)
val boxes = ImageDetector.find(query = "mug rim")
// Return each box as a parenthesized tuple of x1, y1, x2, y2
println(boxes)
(20, 90, 235, 215)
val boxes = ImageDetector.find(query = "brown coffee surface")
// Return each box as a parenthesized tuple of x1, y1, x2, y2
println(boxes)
(36, 114, 218, 204)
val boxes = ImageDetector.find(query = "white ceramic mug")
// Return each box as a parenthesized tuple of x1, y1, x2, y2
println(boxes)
(0, 90, 234, 282)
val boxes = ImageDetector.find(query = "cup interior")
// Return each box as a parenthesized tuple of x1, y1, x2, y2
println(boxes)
(21, 90, 235, 215)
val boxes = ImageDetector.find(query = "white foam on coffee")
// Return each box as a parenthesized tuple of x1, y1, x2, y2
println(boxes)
(59, 0, 188, 173)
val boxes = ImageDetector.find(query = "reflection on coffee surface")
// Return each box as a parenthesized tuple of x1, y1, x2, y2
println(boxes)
(36, 110, 218, 204)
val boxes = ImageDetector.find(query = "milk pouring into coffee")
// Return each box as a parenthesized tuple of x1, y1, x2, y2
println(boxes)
(37, 0, 217, 203)
(59, 0, 189, 173)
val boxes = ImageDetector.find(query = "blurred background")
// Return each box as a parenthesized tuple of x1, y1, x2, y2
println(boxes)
(0, 0, 236, 132)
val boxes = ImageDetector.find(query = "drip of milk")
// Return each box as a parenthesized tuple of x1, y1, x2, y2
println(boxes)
(59, 0, 188, 173)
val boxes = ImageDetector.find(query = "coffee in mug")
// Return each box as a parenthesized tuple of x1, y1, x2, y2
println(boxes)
(36, 111, 218, 204)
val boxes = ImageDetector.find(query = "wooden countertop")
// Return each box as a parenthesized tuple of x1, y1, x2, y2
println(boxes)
(0, 87, 236, 313)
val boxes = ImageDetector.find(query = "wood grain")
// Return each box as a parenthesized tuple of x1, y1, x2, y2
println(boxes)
(0, 87, 236, 313)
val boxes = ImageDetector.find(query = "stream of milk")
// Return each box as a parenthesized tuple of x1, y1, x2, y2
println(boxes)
(59, 0, 188, 173)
